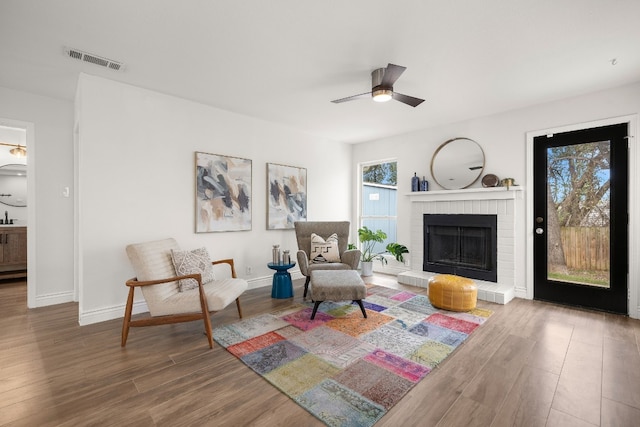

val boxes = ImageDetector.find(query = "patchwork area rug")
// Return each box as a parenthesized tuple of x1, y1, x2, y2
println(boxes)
(213, 285, 492, 427)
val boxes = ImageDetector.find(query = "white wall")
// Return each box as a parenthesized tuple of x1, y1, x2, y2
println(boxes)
(75, 74, 353, 325)
(0, 86, 75, 307)
(352, 81, 640, 317)
(4, 76, 638, 321)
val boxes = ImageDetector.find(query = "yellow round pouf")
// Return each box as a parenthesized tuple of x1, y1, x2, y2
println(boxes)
(428, 274, 478, 312)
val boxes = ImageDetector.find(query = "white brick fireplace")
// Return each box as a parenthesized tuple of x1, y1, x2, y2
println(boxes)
(398, 187, 524, 304)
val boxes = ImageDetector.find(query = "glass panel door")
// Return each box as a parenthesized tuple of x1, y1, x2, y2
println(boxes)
(533, 123, 628, 313)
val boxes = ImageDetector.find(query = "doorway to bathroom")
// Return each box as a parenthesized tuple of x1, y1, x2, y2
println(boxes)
(0, 119, 32, 304)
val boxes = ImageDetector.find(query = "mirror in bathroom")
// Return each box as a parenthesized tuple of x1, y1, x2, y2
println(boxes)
(430, 137, 485, 190)
(0, 164, 27, 207)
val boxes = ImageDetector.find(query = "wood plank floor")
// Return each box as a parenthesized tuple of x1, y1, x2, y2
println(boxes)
(2, 276, 640, 426)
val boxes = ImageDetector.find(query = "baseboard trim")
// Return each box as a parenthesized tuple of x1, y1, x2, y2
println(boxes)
(514, 287, 528, 300)
(35, 291, 75, 307)
(79, 300, 148, 326)
(247, 270, 304, 290)
(247, 275, 271, 290)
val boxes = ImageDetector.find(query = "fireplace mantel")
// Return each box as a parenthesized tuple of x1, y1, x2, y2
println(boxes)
(406, 186, 524, 202)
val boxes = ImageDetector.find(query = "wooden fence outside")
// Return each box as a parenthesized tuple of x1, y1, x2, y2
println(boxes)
(560, 226, 609, 271)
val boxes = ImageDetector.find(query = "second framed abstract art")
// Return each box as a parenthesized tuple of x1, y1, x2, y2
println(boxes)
(267, 163, 307, 229)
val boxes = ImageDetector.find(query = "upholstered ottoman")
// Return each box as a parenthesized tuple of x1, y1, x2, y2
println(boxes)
(428, 274, 477, 312)
(309, 270, 367, 320)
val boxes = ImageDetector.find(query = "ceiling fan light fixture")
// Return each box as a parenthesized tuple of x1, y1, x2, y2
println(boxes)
(331, 63, 424, 107)
(372, 89, 392, 103)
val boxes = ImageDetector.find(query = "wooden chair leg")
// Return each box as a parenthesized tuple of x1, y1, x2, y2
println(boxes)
(203, 313, 214, 349)
(303, 276, 311, 298)
(235, 297, 243, 318)
(121, 287, 135, 347)
(197, 286, 214, 349)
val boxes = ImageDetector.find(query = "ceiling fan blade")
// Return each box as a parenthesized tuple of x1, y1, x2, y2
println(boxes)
(331, 92, 372, 104)
(381, 63, 406, 87)
(392, 92, 425, 107)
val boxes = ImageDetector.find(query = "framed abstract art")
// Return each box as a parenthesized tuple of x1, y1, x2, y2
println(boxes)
(195, 151, 252, 232)
(267, 162, 307, 229)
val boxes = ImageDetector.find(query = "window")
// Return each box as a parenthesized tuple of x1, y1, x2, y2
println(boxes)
(360, 161, 397, 253)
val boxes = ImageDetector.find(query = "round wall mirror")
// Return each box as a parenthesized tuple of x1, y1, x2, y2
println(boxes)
(430, 138, 485, 190)
(0, 164, 27, 207)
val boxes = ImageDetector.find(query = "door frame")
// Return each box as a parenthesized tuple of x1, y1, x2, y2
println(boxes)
(526, 114, 639, 318)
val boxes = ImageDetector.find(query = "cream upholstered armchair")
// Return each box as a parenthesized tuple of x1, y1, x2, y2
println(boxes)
(122, 238, 248, 348)
(294, 221, 361, 298)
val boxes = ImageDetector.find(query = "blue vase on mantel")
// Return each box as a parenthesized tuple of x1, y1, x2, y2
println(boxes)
(421, 177, 429, 191)
(411, 173, 419, 192)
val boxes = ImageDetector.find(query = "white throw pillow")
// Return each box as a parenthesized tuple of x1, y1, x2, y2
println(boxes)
(310, 233, 341, 263)
(171, 247, 216, 292)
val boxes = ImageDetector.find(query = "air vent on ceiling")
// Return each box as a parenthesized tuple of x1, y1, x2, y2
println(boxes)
(64, 47, 125, 71)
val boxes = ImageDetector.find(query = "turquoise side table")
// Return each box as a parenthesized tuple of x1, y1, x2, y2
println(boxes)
(267, 262, 296, 299)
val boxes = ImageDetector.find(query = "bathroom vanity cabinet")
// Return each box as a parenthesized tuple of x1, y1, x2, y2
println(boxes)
(0, 226, 27, 279)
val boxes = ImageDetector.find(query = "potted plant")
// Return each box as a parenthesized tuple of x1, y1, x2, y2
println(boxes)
(357, 226, 409, 276)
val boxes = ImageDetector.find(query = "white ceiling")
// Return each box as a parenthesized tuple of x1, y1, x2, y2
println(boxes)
(1, 0, 640, 144)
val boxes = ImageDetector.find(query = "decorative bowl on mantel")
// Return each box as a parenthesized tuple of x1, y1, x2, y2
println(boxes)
(481, 174, 499, 188)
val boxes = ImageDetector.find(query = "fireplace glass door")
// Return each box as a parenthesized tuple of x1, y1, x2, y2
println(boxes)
(428, 226, 491, 271)
(424, 214, 497, 282)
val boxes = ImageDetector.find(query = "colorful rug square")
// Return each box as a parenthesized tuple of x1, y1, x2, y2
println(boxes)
(284, 307, 334, 331)
(265, 353, 341, 397)
(297, 379, 386, 427)
(444, 308, 493, 325)
(380, 305, 430, 327)
(409, 322, 469, 347)
(409, 339, 456, 369)
(366, 286, 402, 298)
(426, 312, 481, 334)
(389, 291, 416, 302)
(325, 310, 394, 337)
(213, 284, 492, 427)
(363, 294, 402, 308)
(241, 340, 307, 375)
(363, 349, 431, 382)
(361, 324, 430, 358)
(289, 325, 376, 368)
(325, 302, 360, 318)
(227, 330, 286, 358)
(361, 301, 389, 312)
(332, 358, 415, 410)
(398, 295, 439, 315)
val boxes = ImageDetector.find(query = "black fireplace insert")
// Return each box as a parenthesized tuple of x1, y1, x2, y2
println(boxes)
(423, 214, 497, 282)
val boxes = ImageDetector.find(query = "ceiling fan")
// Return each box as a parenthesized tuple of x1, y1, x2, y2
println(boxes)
(331, 63, 425, 107)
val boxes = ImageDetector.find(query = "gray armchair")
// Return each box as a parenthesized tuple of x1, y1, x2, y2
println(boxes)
(294, 221, 361, 298)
